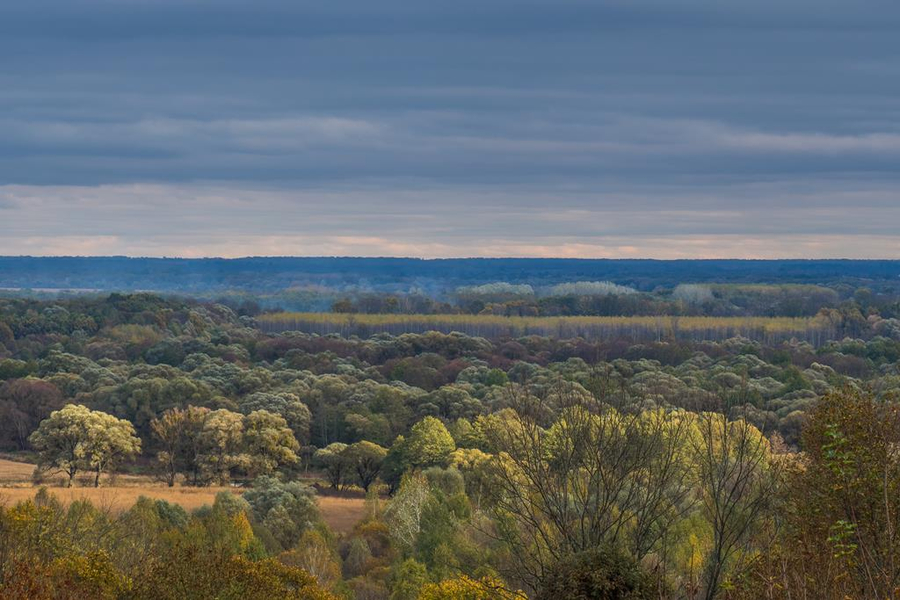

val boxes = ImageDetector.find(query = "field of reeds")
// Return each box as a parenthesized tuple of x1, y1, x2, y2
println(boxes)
(257, 312, 837, 345)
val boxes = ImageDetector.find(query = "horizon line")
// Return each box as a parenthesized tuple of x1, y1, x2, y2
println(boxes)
(2, 255, 900, 262)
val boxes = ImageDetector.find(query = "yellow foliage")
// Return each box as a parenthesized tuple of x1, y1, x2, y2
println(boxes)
(418, 575, 521, 600)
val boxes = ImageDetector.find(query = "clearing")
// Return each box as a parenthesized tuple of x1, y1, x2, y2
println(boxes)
(0, 458, 368, 534)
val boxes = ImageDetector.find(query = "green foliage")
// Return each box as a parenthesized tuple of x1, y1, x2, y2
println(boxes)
(6, 293, 900, 598)
(242, 409, 300, 477)
(344, 440, 388, 491)
(389, 558, 428, 600)
(243, 476, 319, 550)
(314, 442, 350, 489)
(404, 416, 456, 469)
(536, 546, 658, 600)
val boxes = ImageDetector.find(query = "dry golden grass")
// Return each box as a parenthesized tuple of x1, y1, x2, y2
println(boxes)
(0, 458, 36, 482)
(258, 311, 834, 345)
(0, 458, 368, 534)
(316, 495, 370, 533)
(0, 485, 235, 513)
(259, 311, 827, 335)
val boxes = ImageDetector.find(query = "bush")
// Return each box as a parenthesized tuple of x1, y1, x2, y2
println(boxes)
(536, 546, 658, 600)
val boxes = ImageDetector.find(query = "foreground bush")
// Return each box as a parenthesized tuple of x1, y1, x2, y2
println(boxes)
(536, 547, 658, 600)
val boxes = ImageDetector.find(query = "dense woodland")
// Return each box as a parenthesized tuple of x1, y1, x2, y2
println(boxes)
(2, 292, 900, 598)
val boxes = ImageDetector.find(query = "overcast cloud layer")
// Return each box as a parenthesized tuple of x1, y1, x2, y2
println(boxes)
(2, 0, 899, 258)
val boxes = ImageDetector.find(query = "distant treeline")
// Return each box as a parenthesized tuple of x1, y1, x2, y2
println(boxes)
(2, 256, 899, 294)
(258, 313, 839, 346)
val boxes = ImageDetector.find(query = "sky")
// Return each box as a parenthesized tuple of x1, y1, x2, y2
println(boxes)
(1, 0, 899, 259)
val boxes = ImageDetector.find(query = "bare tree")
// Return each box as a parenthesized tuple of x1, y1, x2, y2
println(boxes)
(692, 410, 777, 600)
(481, 380, 695, 593)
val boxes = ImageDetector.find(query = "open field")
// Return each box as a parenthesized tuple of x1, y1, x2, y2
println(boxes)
(0, 459, 368, 534)
(258, 312, 835, 345)
(0, 458, 36, 482)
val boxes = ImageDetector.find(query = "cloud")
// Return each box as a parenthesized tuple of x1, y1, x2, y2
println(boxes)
(1, 0, 899, 255)
(2, 181, 899, 258)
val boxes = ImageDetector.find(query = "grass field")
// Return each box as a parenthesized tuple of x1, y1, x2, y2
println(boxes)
(258, 312, 834, 345)
(0, 459, 368, 534)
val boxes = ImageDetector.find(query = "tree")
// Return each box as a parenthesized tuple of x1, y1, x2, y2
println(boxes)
(196, 409, 246, 484)
(691, 411, 777, 600)
(729, 389, 900, 600)
(150, 406, 247, 486)
(405, 417, 456, 469)
(134, 546, 337, 600)
(480, 385, 694, 592)
(244, 476, 319, 550)
(345, 441, 388, 492)
(151, 407, 194, 487)
(279, 530, 341, 590)
(314, 443, 350, 489)
(239, 392, 312, 446)
(81, 409, 141, 486)
(389, 558, 428, 600)
(382, 435, 408, 494)
(0, 379, 64, 451)
(242, 410, 299, 478)
(384, 472, 430, 551)
(29, 404, 139, 487)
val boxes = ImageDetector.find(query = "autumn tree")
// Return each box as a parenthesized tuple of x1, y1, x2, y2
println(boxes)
(536, 546, 657, 600)
(150, 406, 247, 486)
(150, 407, 197, 487)
(481, 384, 693, 593)
(418, 575, 519, 600)
(82, 409, 141, 486)
(345, 441, 388, 492)
(728, 389, 900, 600)
(691, 411, 777, 600)
(242, 410, 299, 478)
(404, 416, 456, 469)
(29, 404, 140, 487)
(279, 529, 341, 590)
(314, 442, 350, 489)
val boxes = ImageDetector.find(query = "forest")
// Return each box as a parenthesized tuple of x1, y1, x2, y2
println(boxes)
(1, 290, 900, 599)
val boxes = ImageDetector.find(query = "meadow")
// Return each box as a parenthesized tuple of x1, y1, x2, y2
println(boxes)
(0, 458, 368, 534)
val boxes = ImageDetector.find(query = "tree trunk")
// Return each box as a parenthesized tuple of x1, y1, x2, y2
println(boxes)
(94, 466, 102, 487)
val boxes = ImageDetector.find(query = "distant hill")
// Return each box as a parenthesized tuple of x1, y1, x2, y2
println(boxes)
(1, 256, 898, 295)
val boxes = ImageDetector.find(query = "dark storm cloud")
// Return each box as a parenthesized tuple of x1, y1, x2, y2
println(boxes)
(1, 0, 899, 257)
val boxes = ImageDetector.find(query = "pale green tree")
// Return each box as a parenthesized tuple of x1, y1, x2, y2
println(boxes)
(82, 409, 141, 486)
(29, 404, 140, 487)
(384, 472, 431, 550)
(242, 409, 299, 478)
(29, 404, 93, 487)
(198, 408, 247, 484)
